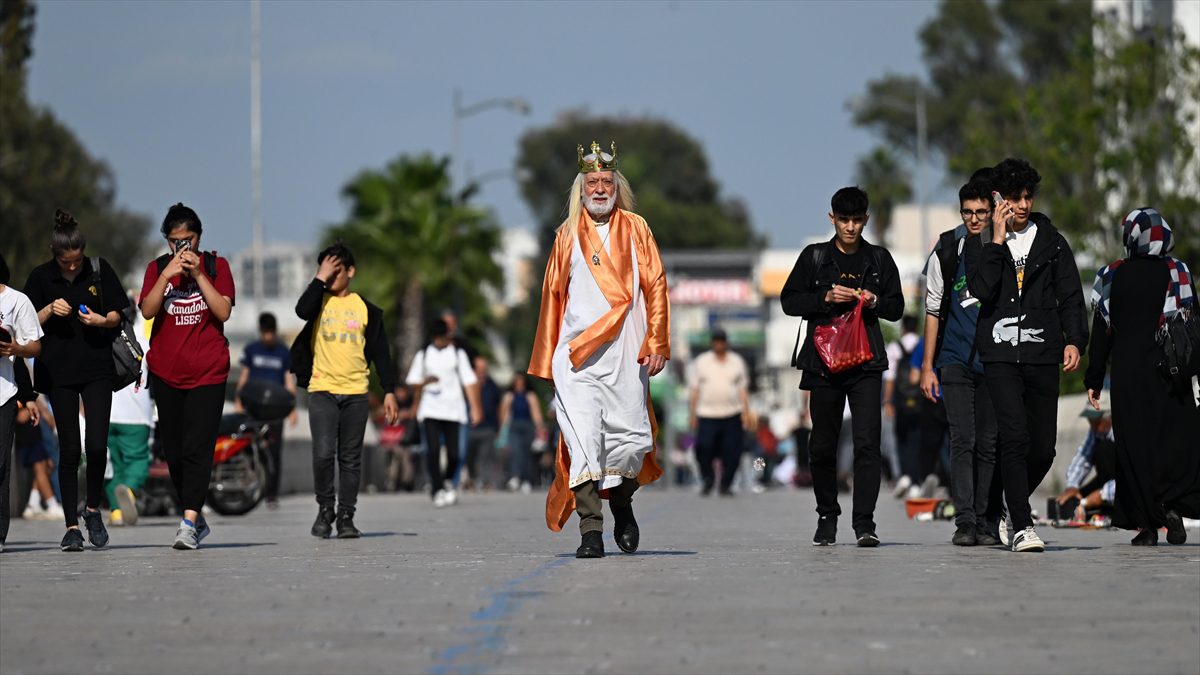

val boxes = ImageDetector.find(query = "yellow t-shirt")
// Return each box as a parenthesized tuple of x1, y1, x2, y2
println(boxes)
(310, 293, 370, 395)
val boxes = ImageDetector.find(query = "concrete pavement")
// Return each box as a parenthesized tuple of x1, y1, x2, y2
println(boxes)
(1, 488, 1197, 675)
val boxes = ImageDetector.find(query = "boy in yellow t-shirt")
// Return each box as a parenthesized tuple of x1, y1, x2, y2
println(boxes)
(291, 242, 400, 538)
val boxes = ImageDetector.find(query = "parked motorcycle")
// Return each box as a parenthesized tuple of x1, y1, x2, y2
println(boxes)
(207, 380, 295, 516)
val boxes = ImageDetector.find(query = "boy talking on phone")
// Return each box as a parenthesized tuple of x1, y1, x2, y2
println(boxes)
(291, 242, 400, 538)
(964, 158, 1088, 553)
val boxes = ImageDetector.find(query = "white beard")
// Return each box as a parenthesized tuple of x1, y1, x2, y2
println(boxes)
(585, 193, 615, 219)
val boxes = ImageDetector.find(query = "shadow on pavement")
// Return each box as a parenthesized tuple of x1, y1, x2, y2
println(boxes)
(554, 550, 698, 558)
(360, 531, 418, 538)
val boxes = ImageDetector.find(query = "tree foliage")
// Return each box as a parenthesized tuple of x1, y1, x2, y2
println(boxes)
(852, 0, 1200, 264)
(1, 0, 151, 288)
(323, 154, 504, 374)
(516, 112, 761, 256)
(854, 146, 913, 243)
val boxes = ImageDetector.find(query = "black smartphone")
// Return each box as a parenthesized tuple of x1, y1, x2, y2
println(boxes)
(0, 327, 11, 343)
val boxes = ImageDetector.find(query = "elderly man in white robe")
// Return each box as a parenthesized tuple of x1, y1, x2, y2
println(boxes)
(528, 141, 671, 559)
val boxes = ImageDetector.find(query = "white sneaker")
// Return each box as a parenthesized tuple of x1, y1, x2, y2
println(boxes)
(906, 485, 922, 500)
(444, 488, 459, 506)
(433, 490, 448, 508)
(519, 481, 532, 495)
(22, 504, 43, 520)
(892, 475, 912, 499)
(999, 515, 1012, 546)
(1011, 526, 1045, 553)
(506, 477, 520, 492)
(919, 474, 940, 498)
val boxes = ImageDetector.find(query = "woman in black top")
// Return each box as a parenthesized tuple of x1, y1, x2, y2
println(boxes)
(1085, 208, 1200, 546)
(23, 210, 129, 552)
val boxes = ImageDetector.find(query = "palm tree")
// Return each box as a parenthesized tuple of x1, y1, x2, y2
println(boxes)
(854, 146, 914, 245)
(325, 154, 504, 377)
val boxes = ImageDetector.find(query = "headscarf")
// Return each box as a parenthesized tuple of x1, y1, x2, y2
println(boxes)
(1090, 207, 1194, 330)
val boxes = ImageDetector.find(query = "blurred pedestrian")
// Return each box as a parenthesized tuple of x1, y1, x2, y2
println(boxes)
(884, 315, 921, 493)
(24, 210, 127, 552)
(139, 203, 235, 550)
(920, 173, 1000, 546)
(406, 319, 481, 508)
(292, 242, 400, 538)
(528, 141, 670, 558)
(1, 253, 44, 552)
(465, 355, 501, 490)
(1085, 207, 1199, 545)
(687, 328, 752, 497)
(781, 187, 904, 547)
(1055, 405, 1116, 521)
(965, 158, 1089, 553)
(235, 311, 299, 508)
(500, 371, 544, 494)
(106, 304, 152, 526)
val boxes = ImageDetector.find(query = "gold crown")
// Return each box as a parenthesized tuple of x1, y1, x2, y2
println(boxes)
(577, 141, 618, 173)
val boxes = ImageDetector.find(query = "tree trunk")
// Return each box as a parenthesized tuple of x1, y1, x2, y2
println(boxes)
(398, 276, 425, 375)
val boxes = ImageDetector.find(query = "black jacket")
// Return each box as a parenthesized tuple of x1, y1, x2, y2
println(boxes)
(290, 280, 398, 391)
(781, 237, 905, 382)
(964, 213, 1088, 364)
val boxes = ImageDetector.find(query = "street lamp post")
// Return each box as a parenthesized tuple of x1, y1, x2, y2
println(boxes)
(451, 88, 532, 192)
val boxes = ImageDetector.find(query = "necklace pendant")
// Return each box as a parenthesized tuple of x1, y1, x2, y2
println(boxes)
(592, 254, 601, 266)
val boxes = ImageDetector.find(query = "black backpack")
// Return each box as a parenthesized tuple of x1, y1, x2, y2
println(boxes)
(893, 339, 922, 411)
(90, 257, 145, 392)
(1157, 308, 1200, 392)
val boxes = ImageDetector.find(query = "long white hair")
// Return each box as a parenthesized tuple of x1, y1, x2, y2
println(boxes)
(556, 171, 636, 239)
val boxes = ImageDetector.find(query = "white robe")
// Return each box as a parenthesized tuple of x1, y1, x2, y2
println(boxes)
(551, 223, 652, 490)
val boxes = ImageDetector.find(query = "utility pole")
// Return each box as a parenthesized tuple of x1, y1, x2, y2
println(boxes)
(251, 0, 264, 304)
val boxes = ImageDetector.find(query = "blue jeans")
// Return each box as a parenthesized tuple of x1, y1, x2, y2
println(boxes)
(508, 420, 536, 484)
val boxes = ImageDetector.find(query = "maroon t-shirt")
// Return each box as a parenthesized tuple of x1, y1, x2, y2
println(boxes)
(139, 255, 236, 389)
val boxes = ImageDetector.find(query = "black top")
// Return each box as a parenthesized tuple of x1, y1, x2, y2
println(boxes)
(780, 236, 905, 384)
(831, 245, 866, 288)
(23, 257, 130, 391)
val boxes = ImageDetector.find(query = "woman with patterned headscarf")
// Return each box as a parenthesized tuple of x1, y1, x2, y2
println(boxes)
(1085, 207, 1199, 546)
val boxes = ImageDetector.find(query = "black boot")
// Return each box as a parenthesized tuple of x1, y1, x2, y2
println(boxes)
(576, 531, 605, 558)
(1165, 510, 1187, 545)
(1131, 528, 1158, 546)
(613, 504, 639, 554)
(311, 506, 335, 538)
(336, 509, 362, 539)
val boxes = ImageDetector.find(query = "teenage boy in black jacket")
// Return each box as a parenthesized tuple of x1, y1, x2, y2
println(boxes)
(781, 187, 904, 547)
(964, 158, 1088, 553)
(292, 242, 400, 538)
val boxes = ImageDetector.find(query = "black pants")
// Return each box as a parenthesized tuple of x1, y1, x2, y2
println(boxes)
(941, 365, 999, 530)
(0, 398, 15, 543)
(50, 379, 112, 527)
(808, 371, 883, 533)
(695, 415, 743, 492)
(984, 362, 1059, 531)
(309, 392, 370, 513)
(264, 420, 284, 501)
(152, 375, 225, 514)
(423, 418, 461, 497)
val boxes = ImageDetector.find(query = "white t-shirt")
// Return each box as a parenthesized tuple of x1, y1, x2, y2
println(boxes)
(689, 350, 748, 419)
(1005, 223, 1038, 294)
(110, 312, 153, 426)
(0, 286, 43, 407)
(406, 344, 478, 423)
(884, 332, 920, 382)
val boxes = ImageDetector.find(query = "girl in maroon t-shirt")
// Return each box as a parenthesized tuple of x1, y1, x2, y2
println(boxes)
(138, 203, 235, 550)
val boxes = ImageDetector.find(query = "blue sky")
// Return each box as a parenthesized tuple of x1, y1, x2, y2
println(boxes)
(28, 0, 945, 256)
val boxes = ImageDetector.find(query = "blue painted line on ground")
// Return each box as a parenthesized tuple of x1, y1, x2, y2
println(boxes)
(429, 501, 669, 675)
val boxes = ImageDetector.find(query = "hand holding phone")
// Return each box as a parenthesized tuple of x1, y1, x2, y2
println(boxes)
(79, 305, 90, 315)
(0, 327, 12, 343)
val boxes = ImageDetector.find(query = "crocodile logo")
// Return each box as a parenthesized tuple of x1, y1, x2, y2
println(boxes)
(992, 315, 1044, 346)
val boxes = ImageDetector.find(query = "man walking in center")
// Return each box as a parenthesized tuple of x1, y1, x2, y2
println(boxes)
(781, 187, 904, 547)
(529, 141, 671, 559)
(965, 158, 1088, 553)
(688, 328, 753, 497)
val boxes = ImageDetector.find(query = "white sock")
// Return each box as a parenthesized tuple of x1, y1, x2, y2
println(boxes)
(44, 496, 60, 510)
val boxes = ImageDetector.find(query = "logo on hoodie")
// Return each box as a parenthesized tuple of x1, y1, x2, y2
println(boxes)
(992, 315, 1044, 346)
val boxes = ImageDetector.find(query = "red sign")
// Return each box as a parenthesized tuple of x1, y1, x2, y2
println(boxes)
(669, 279, 753, 305)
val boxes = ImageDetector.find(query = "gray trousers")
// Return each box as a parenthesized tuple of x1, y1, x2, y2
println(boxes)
(309, 392, 370, 513)
(940, 365, 999, 529)
(573, 478, 638, 535)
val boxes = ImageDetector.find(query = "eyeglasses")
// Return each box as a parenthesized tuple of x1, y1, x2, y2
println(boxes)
(960, 209, 992, 221)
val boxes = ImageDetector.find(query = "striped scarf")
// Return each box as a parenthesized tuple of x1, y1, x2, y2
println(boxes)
(1091, 207, 1194, 330)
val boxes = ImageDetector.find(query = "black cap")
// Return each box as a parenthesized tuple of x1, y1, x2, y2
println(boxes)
(711, 328, 728, 342)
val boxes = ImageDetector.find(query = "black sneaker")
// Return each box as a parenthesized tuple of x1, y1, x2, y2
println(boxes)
(1165, 510, 1187, 545)
(856, 530, 880, 547)
(952, 524, 977, 546)
(336, 510, 362, 539)
(812, 516, 836, 546)
(975, 530, 1000, 546)
(81, 509, 109, 548)
(576, 531, 605, 558)
(613, 504, 639, 554)
(700, 481, 714, 497)
(1131, 528, 1158, 546)
(311, 506, 335, 538)
(61, 528, 85, 552)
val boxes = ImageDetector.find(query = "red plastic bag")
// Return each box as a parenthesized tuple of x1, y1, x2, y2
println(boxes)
(814, 299, 874, 374)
